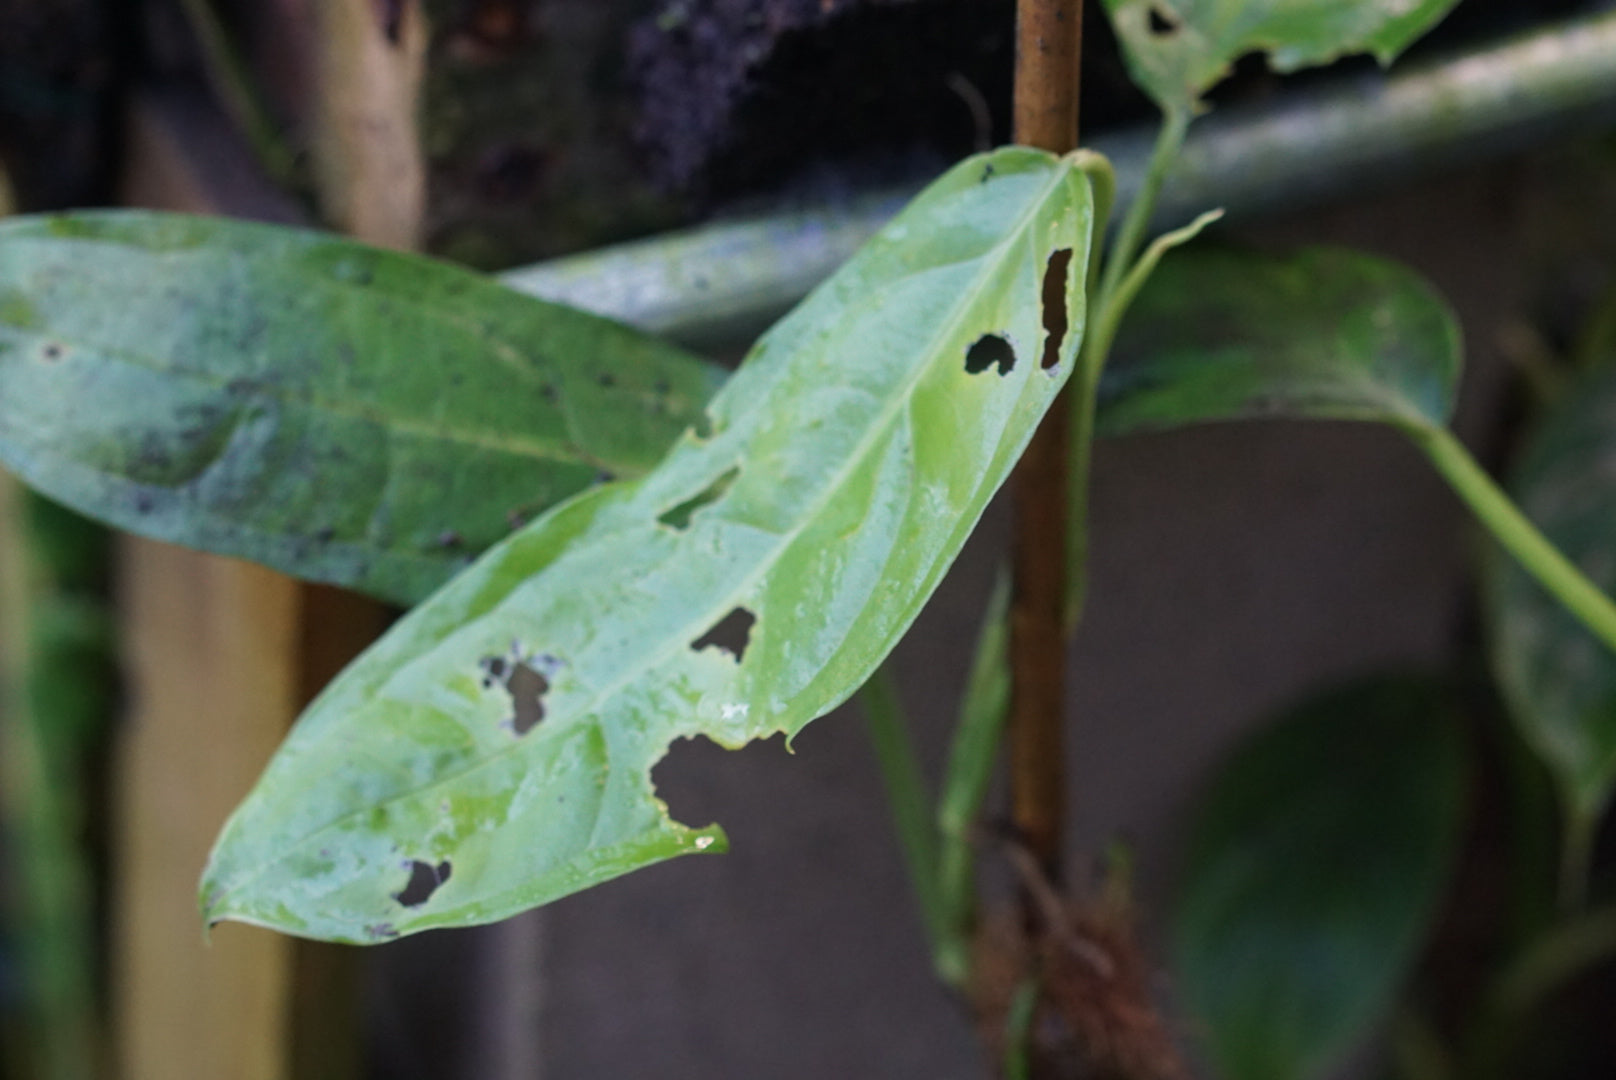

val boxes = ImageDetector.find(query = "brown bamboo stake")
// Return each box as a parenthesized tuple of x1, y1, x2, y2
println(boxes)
(1008, 0, 1082, 884)
(111, 93, 389, 1080)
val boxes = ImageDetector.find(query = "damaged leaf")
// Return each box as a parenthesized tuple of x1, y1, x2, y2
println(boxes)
(0, 212, 726, 605)
(1097, 246, 1460, 437)
(1101, 0, 1459, 113)
(201, 147, 1096, 942)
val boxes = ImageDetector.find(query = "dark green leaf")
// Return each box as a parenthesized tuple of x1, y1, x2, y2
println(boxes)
(1097, 246, 1460, 436)
(1486, 365, 1616, 822)
(1172, 675, 1468, 1080)
(1102, 0, 1459, 112)
(0, 212, 726, 605)
(201, 148, 1097, 942)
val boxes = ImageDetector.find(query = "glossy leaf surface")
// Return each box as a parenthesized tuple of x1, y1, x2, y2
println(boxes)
(1102, 0, 1459, 112)
(0, 212, 725, 606)
(1097, 246, 1460, 436)
(1172, 676, 1467, 1080)
(202, 148, 1095, 942)
(1486, 366, 1616, 820)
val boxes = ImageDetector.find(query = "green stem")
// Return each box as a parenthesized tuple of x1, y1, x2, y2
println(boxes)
(1392, 1006, 1457, 1080)
(1408, 423, 1616, 658)
(1083, 208, 1224, 385)
(1491, 900, 1616, 1019)
(1557, 801, 1599, 913)
(0, 481, 101, 1080)
(1003, 978, 1041, 1080)
(175, 0, 300, 188)
(935, 572, 1013, 988)
(1064, 151, 1116, 628)
(860, 667, 949, 969)
(1094, 105, 1190, 316)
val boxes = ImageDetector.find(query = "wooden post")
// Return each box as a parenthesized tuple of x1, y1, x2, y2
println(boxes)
(1008, 0, 1084, 885)
(109, 92, 385, 1080)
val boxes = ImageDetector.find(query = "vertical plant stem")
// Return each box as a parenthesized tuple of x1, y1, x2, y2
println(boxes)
(935, 572, 1013, 987)
(860, 669, 948, 964)
(1095, 105, 1189, 311)
(1003, 978, 1041, 1080)
(0, 480, 102, 1080)
(174, 0, 299, 187)
(1557, 803, 1597, 913)
(1009, 0, 1083, 886)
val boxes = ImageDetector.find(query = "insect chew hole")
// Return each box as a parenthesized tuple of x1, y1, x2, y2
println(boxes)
(480, 648, 552, 734)
(691, 607, 756, 662)
(1040, 248, 1073, 370)
(1147, 3, 1179, 34)
(394, 859, 452, 907)
(965, 334, 1016, 376)
(658, 465, 740, 530)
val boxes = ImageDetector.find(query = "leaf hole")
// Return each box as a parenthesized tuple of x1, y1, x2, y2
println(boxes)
(691, 607, 756, 662)
(1040, 248, 1073, 370)
(658, 466, 740, 530)
(692, 411, 717, 441)
(1147, 3, 1179, 34)
(965, 334, 1017, 376)
(479, 645, 554, 734)
(393, 859, 451, 907)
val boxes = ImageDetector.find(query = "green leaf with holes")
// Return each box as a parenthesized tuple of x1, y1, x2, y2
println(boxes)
(200, 147, 1096, 942)
(0, 212, 726, 606)
(1485, 365, 1616, 823)
(1097, 246, 1461, 437)
(1101, 0, 1459, 113)
(1172, 675, 1468, 1080)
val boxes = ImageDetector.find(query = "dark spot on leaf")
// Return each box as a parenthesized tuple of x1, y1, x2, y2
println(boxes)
(1040, 248, 1073, 370)
(479, 649, 550, 734)
(394, 859, 451, 907)
(692, 412, 716, 441)
(1147, 3, 1179, 34)
(691, 607, 756, 662)
(654, 379, 671, 395)
(365, 923, 399, 940)
(981, 162, 996, 183)
(436, 530, 464, 549)
(40, 343, 62, 362)
(597, 372, 616, 388)
(594, 470, 616, 485)
(658, 466, 740, 530)
(540, 384, 559, 403)
(315, 526, 336, 543)
(965, 334, 1016, 376)
(134, 492, 154, 514)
